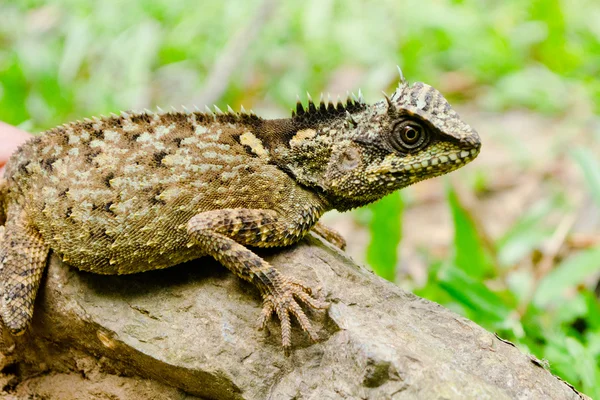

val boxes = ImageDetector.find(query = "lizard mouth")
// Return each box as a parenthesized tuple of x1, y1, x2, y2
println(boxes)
(391, 146, 480, 176)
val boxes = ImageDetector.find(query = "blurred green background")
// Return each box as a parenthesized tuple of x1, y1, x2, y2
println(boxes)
(1, 0, 599, 396)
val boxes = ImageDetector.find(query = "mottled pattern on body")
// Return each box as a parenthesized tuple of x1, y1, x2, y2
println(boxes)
(7, 112, 319, 274)
(0, 72, 481, 350)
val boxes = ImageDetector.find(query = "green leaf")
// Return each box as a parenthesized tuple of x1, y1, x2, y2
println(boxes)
(414, 259, 455, 305)
(496, 197, 557, 266)
(543, 332, 582, 385)
(582, 290, 600, 331)
(533, 246, 600, 308)
(366, 192, 403, 282)
(438, 264, 512, 323)
(565, 337, 600, 398)
(554, 292, 587, 327)
(506, 269, 534, 304)
(572, 148, 600, 208)
(446, 184, 494, 278)
(585, 330, 600, 358)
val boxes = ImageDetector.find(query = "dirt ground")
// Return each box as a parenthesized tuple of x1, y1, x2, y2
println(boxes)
(0, 353, 200, 399)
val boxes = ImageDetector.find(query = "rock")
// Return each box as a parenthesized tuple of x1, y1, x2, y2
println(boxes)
(4, 234, 589, 399)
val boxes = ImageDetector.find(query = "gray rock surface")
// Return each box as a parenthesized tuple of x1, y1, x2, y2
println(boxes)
(3, 234, 589, 399)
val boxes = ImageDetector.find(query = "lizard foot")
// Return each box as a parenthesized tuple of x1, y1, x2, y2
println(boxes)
(258, 275, 329, 353)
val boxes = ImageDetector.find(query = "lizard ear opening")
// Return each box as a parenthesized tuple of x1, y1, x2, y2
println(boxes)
(324, 144, 363, 189)
(338, 146, 361, 172)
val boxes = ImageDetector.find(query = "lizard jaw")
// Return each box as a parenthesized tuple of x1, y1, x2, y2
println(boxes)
(393, 146, 480, 176)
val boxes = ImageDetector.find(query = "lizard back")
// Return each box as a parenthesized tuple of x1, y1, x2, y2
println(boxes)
(4, 111, 303, 274)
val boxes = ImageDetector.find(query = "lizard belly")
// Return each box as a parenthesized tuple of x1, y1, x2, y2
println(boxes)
(31, 202, 205, 275)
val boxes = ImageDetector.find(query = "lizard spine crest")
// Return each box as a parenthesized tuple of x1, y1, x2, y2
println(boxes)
(291, 92, 367, 123)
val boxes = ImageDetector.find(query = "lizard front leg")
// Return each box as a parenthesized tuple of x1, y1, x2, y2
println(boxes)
(0, 205, 49, 342)
(187, 208, 328, 351)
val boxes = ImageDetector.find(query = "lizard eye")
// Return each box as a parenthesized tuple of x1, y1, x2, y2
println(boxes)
(390, 121, 429, 152)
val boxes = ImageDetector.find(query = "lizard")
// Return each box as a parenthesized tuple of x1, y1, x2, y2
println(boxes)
(0, 70, 481, 352)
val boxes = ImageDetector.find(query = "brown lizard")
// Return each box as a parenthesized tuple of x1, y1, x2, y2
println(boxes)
(0, 70, 480, 352)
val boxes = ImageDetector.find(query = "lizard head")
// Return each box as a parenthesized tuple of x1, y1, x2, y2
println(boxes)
(279, 72, 481, 211)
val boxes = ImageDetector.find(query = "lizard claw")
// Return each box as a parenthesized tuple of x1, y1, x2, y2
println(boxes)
(258, 275, 328, 352)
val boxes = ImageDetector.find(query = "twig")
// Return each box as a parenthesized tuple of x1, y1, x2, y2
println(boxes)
(517, 212, 577, 316)
(194, 0, 277, 107)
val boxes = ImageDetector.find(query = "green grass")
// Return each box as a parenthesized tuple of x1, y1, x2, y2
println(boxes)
(1, 0, 599, 131)
(412, 182, 600, 398)
(366, 192, 403, 282)
(1, 0, 599, 396)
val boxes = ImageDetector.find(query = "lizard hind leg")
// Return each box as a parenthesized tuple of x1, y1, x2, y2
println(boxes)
(312, 221, 346, 250)
(0, 206, 49, 337)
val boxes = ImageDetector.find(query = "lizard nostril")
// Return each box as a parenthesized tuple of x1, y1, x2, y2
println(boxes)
(462, 130, 481, 148)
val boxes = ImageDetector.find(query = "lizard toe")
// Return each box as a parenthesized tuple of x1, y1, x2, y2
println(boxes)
(274, 303, 292, 350)
(258, 298, 274, 330)
(260, 277, 328, 352)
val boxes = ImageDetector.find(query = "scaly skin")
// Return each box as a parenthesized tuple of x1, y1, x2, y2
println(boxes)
(0, 72, 480, 352)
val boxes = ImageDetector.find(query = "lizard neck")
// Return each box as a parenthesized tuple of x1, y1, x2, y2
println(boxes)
(256, 118, 337, 197)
